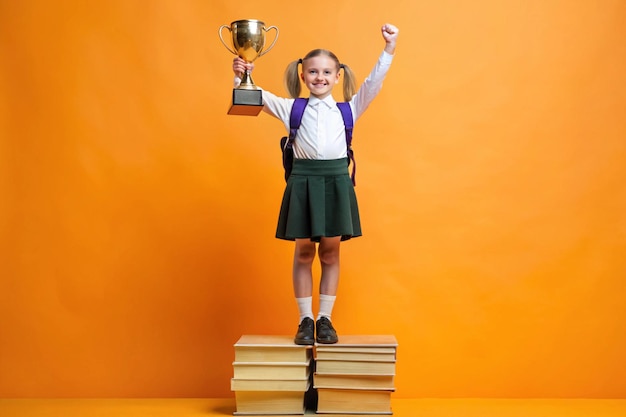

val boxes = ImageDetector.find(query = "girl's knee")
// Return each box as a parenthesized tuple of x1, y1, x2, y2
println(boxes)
(295, 241, 316, 264)
(318, 245, 340, 266)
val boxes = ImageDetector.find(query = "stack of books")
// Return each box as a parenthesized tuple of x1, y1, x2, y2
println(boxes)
(231, 335, 313, 415)
(314, 335, 398, 415)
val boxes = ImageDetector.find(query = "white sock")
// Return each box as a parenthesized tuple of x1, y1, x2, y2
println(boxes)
(296, 296, 314, 323)
(317, 294, 337, 321)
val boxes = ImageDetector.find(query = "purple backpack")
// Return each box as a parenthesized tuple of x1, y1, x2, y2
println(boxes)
(280, 98, 356, 185)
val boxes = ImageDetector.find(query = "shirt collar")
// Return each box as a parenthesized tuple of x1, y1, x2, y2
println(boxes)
(307, 95, 337, 109)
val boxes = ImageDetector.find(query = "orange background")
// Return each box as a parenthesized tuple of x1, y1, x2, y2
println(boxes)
(1, 0, 625, 399)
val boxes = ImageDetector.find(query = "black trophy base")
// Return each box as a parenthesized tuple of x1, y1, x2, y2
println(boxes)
(228, 89, 263, 116)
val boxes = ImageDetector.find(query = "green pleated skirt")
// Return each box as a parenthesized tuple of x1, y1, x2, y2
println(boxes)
(276, 158, 362, 242)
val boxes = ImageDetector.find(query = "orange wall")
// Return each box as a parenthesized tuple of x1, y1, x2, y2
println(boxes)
(1, 0, 625, 398)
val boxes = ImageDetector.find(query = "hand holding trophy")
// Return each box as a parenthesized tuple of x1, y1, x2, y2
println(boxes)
(219, 19, 279, 116)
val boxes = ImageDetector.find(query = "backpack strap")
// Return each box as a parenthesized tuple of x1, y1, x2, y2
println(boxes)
(337, 102, 356, 186)
(288, 98, 308, 147)
(281, 98, 308, 181)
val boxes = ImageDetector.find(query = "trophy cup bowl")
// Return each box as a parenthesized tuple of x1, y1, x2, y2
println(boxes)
(219, 19, 279, 115)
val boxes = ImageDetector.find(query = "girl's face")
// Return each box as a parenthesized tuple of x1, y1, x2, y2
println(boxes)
(300, 55, 340, 99)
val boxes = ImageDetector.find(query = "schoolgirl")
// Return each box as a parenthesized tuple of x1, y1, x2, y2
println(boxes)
(232, 24, 399, 345)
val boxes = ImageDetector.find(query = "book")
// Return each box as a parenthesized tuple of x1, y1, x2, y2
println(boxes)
(316, 388, 393, 414)
(231, 378, 310, 391)
(233, 359, 312, 380)
(234, 335, 312, 363)
(314, 359, 396, 375)
(315, 349, 396, 362)
(234, 389, 307, 415)
(313, 373, 395, 390)
(319, 335, 398, 348)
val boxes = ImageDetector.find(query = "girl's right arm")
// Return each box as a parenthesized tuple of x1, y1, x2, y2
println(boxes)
(232, 57, 251, 84)
(231, 57, 293, 127)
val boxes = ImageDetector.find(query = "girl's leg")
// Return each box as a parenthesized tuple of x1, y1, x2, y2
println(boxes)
(293, 238, 316, 345)
(316, 236, 341, 344)
(318, 236, 341, 296)
(293, 238, 316, 298)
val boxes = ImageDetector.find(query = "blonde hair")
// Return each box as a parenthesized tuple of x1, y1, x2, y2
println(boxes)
(283, 49, 357, 101)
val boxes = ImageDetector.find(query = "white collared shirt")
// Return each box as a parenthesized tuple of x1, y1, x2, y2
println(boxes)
(235, 51, 394, 160)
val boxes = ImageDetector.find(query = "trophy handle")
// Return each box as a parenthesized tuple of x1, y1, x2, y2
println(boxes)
(218, 24, 237, 55)
(258, 26, 279, 58)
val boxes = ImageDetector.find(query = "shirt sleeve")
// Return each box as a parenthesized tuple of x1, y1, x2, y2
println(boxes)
(234, 76, 292, 130)
(350, 50, 395, 121)
(260, 89, 292, 127)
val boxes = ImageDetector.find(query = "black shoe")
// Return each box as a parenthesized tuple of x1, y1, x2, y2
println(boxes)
(316, 317, 338, 344)
(294, 317, 315, 345)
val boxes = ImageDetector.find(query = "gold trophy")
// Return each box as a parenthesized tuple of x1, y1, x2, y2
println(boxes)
(219, 19, 279, 116)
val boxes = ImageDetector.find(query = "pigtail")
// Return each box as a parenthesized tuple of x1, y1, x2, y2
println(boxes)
(340, 63, 357, 101)
(284, 59, 302, 98)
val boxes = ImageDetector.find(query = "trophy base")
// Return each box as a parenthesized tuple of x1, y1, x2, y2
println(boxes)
(228, 89, 263, 116)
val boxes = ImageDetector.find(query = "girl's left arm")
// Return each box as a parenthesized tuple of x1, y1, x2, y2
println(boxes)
(351, 24, 400, 119)
(382, 23, 399, 55)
